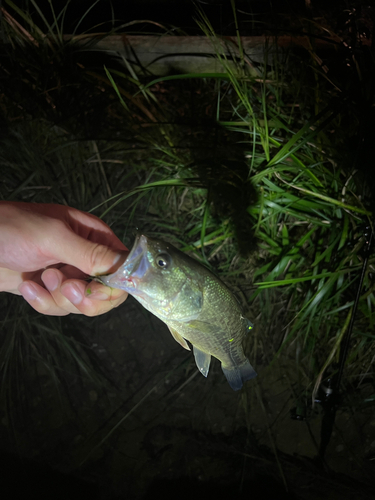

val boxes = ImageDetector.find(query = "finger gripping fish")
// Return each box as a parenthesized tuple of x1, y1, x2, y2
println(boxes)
(99, 235, 257, 390)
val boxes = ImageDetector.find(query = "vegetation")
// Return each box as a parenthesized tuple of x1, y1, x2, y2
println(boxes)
(0, 0, 374, 488)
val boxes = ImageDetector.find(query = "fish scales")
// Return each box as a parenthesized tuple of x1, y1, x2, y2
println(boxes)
(166, 277, 246, 364)
(98, 234, 257, 390)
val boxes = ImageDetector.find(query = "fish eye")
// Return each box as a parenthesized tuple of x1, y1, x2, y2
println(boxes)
(155, 253, 171, 269)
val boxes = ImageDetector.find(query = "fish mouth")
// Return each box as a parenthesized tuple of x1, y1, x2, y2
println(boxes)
(99, 234, 150, 291)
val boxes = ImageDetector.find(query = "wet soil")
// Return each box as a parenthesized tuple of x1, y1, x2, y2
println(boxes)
(0, 296, 374, 499)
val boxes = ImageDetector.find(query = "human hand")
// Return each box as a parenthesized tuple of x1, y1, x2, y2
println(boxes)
(0, 201, 129, 316)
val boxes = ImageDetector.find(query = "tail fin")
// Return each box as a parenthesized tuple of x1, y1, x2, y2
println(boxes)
(222, 359, 257, 391)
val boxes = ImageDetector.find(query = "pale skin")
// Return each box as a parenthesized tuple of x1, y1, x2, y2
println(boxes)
(0, 201, 128, 316)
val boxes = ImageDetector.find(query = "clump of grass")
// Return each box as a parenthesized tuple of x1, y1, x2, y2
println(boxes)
(0, 294, 110, 438)
(99, 8, 375, 405)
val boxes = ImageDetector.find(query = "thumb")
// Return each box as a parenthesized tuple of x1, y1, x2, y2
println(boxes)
(77, 240, 128, 277)
(50, 230, 128, 277)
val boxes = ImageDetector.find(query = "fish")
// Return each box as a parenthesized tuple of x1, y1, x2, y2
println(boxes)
(98, 234, 257, 390)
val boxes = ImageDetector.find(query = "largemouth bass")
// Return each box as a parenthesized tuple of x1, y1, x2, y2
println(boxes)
(99, 234, 257, 390)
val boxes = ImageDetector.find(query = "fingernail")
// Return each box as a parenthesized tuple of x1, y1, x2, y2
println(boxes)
(94, 253, 127, 275)
(86, 290, 110, 301)
(61, 284, 83, 305)
(18, 283, 37, 301)
(113, 252, 129, 268)
(42, 270, 60, 292)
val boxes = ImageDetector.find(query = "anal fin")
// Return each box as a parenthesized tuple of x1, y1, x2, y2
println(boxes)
(193, 346, 211, 377)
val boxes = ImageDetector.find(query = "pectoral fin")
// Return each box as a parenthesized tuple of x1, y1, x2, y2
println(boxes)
(193, 346, 211, 377)
(167, 326, 190, 351)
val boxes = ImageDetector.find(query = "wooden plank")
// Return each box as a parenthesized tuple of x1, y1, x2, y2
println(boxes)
(70, 35, 345, 76)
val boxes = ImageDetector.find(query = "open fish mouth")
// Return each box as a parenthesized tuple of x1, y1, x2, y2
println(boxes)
(99, 234, 150, 291)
